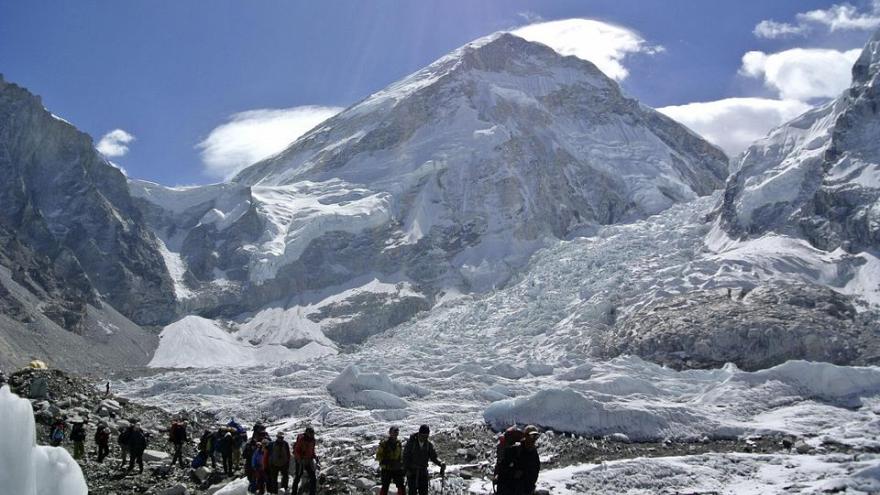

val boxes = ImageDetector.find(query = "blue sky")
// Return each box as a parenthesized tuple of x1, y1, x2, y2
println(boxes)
(1, 1, 878, 185)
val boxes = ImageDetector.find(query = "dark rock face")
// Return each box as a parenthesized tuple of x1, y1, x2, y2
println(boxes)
(0, 76, 175, 327)
(599, 283, 879, 371)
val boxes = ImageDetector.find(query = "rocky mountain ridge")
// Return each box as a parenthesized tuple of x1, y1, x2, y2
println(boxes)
(0, 75, 174, 371)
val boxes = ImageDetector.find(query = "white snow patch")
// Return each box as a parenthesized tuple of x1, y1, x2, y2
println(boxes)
(0, 386, 88, 495)
(148, 316, 336, 368)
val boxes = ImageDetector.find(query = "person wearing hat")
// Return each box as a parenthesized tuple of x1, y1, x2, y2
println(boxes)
(292, 426, 318, 495)
(402, 425, 445, 495)
(497, 425, 542, 495)
(219, 430, 236, 477)
(520, 426, 541, 494)
(376, 425, 405, 495)
(267, 431, 291, 494)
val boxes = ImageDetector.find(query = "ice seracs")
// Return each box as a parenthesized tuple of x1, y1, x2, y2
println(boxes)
(0, 386, 87, 495)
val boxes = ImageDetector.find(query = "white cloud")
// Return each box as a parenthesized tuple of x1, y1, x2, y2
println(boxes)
(657, 98, 812, 157)
(753, 20, 809, 39)
(512, 18, 663, 81)
(740, 48, 862, 101)
(798, 2, 880, 31)
(96, 129, 135, 158)
(755, 1, 880, 39)
(198, 105, 343, 179)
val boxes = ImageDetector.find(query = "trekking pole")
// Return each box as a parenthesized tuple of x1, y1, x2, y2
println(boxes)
(440, 464, 446, 495)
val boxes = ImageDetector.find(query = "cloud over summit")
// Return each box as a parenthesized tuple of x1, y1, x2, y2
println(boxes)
(512, 18, 662, 81)
(198, 106, 343, 180)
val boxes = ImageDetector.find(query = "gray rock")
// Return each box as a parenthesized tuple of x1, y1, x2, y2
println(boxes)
(599, 282, 877, 370)
(354, 477, 375, 491)
(795, 440, 812, 454)
(143, 449, 171, 463)
(193, 466, 211, 482)
(157, 485, 187, 495)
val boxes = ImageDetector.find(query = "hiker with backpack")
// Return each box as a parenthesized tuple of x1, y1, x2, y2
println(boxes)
(118, 423, 133, 468)
(519, 426, 541, 494)
(243, 436, 259, 492)
(376, 425, 405, 495)
(219, 431, 236, 476)
(266, 432, 291, 494)
(402, 425, 445, 495)
(127, 423, 148, 474)
(169, 419, 188, 468)
(228, 417, 247, 470)
(70, 419, 87, 459)
(95, 422, 111, 463)
(495, 425, 541, 495)
(49, 417, 66, 447)
(292, 426, 319, 495)
(252, 440, 269, 495)
(199, 429, 217, 468)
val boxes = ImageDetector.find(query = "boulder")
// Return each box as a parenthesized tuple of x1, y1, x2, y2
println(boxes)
(193, 466, 212, 482)
(354, 477, 375, 491)
(143, 449, 171, 462)
(158, 484, 188, 495)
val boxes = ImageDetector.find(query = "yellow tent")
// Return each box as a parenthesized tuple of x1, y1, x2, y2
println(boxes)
(28, 360, 48, 370)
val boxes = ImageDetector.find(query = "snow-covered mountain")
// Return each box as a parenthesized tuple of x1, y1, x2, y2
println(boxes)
(134, 33, 728, 363)
(608, 30, 880, 370)
(718, 30, 880, 253)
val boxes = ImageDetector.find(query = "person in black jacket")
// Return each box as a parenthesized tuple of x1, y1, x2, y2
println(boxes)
(217, 431, 235, 476)
(402, 425, 445, 495)
(497, 425, 542, 495)
(127, 424, 148, 474)
(117, 424, 133, 469)
(519, 425, 541, 494)
(169, 419, 188, 468)
(199, 429, 217, 468)
(70, 420, 87, 460)
(95, 422, 111, 463)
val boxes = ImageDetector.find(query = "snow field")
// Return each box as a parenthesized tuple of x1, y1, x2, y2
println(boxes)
(532, 453, 880, 495)
(122, 194, 880, 492)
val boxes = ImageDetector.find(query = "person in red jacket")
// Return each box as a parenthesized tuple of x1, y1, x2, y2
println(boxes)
(291, 427, 318, 495)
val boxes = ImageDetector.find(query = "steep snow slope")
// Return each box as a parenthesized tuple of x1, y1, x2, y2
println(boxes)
(718, 29, 880, 252)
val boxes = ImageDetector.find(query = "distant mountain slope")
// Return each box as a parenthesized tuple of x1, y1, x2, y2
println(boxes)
(606, 29, 880, 369)
(718, 29, 880, 253)
(0, 75, 173, 370)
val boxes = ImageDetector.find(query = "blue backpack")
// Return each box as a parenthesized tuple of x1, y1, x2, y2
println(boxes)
(252, 449, 264, 469)
(51, 427, 64, 443)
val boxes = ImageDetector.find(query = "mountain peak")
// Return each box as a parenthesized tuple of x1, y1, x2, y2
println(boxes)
(852, 28, 880, 86)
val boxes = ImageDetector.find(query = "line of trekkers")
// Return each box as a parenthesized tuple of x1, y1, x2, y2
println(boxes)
(52, 414, 542, 494)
